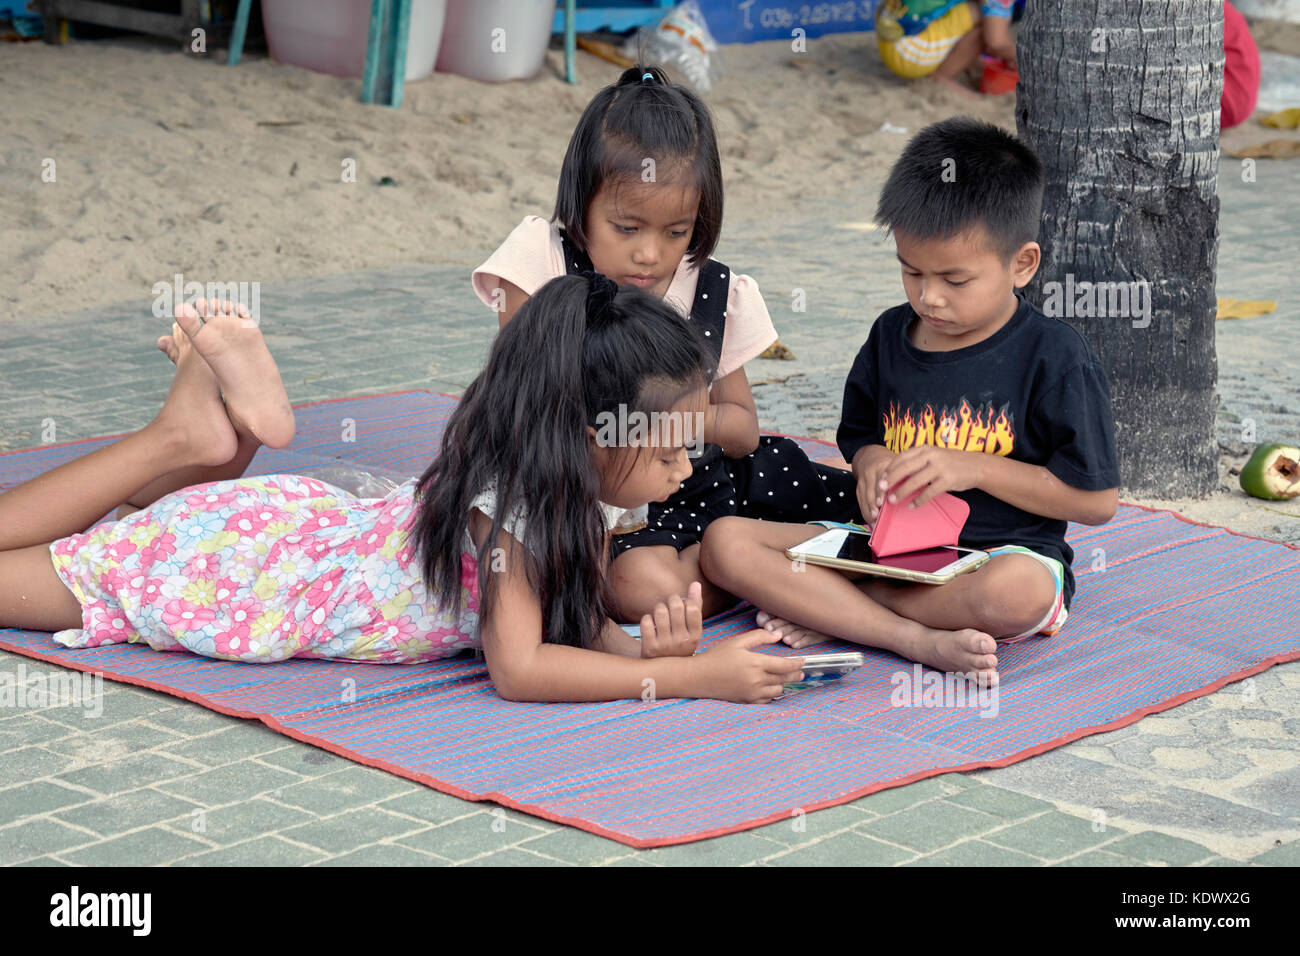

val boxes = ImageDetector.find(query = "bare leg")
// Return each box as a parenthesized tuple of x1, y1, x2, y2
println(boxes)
(700, 516, 1002, 683)
(0, 331, 237, 553)
(0, 546, 84, 632)
(609, 544, 737, 623)
(758, 551, 1055, 642)
(932, 4, 984, 97)
(856, 555, 1056, 636)
(119, 294, 290, 513)
(120, 419, 261, 515)
(173, 298, 295, 449)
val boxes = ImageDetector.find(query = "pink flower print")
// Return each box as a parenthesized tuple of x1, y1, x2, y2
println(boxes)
(184, 487, 243, 510)
(213, 620, 252, 657)
(162, 597, 217, 633)
(305, 538, 332, 560)
(213, 576, 241, 604)
(460, 552, 480, 606)
(303, 569, 343, 610)
(224, 506, 282, 536)
(105, 537, 138, 563)
(211, 616, 252, 655)
(138, 576, 166, 610)
(183, 552, 222, 581)
(80, 602, 137, 647)
(306, 510, 344, 535)
(96, 567, 130, 594)
(51, 537, 78, 558)
(227, 596, 264, 630)
(138, 531, 177, 566)
(355, 514, 398, 558)
(277, 479, 315, 501)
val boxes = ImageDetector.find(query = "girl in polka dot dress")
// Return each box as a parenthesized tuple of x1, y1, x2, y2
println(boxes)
(474, 64, 858, 626)
(0, 275, 803, 704)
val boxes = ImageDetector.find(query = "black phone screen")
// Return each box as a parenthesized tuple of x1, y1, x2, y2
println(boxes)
(836, 533, 967, 574)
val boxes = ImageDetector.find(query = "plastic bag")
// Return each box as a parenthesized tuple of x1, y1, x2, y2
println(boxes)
(624, 1, 721, 94)
(294, 463, 412, 499)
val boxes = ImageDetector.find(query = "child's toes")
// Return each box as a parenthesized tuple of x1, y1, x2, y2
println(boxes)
(173, 301, 204, 339)
(156, 335, 178, 363)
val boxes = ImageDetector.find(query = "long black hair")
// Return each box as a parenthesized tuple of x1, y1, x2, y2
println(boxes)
(553, 64, 723, 265)
(413, 273, 711, 651)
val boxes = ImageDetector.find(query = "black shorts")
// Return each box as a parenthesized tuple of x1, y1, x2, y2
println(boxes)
(608, 435, 860, 559)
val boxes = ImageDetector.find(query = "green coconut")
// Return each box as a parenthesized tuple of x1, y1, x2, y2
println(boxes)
(1239, 442, 1300, 500)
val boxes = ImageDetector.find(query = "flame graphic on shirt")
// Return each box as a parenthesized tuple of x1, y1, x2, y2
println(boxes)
(882, 400, 1016, 456)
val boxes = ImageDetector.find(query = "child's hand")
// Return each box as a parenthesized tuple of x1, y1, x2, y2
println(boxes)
(639, 582, 703, 659)
(982, 17, 1017, 69)
(688, 629, 804, 703)
(854, 447, 897, 523)
(880, 446, 985, 509)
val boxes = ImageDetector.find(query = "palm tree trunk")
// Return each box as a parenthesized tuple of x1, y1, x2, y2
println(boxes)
(1017, 0, 1223, 497)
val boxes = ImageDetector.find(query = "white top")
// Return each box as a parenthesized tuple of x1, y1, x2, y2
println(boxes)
(467, 483, 628, 549)
(472, 215, 779, 380)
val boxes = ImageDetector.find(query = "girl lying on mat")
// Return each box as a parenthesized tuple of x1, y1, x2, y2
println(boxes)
(0, 274, 801, 704)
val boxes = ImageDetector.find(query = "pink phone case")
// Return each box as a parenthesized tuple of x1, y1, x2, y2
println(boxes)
(869, 490, 970, 558)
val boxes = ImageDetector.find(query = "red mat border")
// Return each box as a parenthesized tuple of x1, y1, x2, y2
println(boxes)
(2, 390, 1297, 849)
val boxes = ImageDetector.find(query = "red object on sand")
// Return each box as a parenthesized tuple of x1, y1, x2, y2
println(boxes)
(980, 56, 1018, 95)
(1222, 0, 1261, 129)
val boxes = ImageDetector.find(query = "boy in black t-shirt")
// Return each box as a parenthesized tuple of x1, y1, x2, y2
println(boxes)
(700, 117, 1120, 686)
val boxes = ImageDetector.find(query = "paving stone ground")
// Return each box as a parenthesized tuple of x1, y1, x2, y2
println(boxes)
(0, 159, 1296, 867)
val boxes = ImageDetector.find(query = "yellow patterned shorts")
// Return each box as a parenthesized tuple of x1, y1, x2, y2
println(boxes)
(878, 2, 976, 79)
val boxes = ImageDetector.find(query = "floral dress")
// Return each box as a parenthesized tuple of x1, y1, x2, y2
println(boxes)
(48, 475, 480, 663)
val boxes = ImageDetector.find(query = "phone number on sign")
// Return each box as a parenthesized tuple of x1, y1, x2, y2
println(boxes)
(738, 1, 875, 30)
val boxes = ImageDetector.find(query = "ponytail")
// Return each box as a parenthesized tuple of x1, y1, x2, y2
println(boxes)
(414, 273, 710, 651)
(553, 62, 724, 266)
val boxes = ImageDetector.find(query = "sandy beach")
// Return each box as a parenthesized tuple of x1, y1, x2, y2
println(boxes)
(2, 27, 1298, 540)
(1, 32, 1026, 324)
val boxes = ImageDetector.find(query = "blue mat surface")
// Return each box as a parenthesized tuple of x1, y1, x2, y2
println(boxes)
(3, 391, 1297, 847)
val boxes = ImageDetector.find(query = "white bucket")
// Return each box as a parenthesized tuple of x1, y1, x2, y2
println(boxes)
(435, 0, 554, 83)
(262, 0, 447, 82)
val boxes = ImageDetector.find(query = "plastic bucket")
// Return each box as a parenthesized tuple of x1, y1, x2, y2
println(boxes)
(435, 0, 554, 82)
(262, 0, 446, 82)
(979, 55, 1019, 95)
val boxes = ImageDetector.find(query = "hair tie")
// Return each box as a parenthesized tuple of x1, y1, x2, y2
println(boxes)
(582, 272, 619, 324)
(641, 71, 654, 83)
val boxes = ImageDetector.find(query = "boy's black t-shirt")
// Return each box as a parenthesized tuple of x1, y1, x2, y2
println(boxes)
(836, 294, 1121, 609)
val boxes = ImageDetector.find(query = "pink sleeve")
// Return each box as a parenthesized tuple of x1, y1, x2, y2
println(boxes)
(716, 273, 779, 380)
(471, 215, 565, 310)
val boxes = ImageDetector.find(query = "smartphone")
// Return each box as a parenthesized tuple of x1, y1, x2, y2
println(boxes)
(778, 651, 867, 697)
(785, 527, 988, 584)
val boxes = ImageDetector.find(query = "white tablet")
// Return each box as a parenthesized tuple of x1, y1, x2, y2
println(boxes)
(786, 527, 988, 585)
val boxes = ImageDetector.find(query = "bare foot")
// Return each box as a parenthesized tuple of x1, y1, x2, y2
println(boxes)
(160, 322, 260, 443)
(755, 609, 834, 650)
(900, 625, 999, 686)
(150, 320, 239, 468)
(173, 298, 296, 449)
(157, 331, 180, 363)
(932, 73, 980, 99)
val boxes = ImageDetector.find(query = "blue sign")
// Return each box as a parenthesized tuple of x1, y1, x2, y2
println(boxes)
(696, 0, 879, 44)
